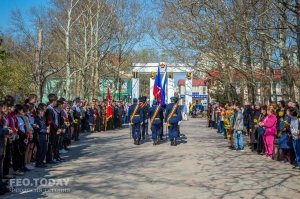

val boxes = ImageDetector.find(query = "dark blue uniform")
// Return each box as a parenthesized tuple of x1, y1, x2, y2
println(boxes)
(165, 102, 182, 144)
(141, 103, 150, 139)
(148, 105, 164, 144)
(128, 103, 143, 143)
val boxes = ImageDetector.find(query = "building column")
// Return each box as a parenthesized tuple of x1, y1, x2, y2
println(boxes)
(167, 76, 175, 104)
(131, 78, 139, 102)
(185, 78, 192, 114)
(149, 77, 154, 105)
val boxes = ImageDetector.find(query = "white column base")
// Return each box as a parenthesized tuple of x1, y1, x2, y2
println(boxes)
(149, 78, 154, 105)
(167, 78, 174, 104)
(131, 78, 139, 102)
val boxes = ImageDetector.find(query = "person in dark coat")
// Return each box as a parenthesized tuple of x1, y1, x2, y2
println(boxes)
(87, 103, 96, 132)
(34, 104, 48, 168)
(148, 99, 164, 145)
(128, 98, 143, 145)
(72, 98, 82, 141)
(0, 101, 13, 195)
(45, 93, 59, 164)
(139, 96, 149, 140)
(165, 97, 182, 146)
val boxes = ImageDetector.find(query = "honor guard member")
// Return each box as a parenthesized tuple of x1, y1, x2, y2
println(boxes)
(165, 97, 182, 146)
(139, 96, 149, 140)
(148, 99, 164, 145)
(128, 98, 143, 145)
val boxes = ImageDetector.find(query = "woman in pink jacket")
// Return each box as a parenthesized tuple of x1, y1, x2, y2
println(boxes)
(259, 106, 277, 158)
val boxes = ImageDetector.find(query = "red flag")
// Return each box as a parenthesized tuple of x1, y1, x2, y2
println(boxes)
(153, 66, 162, 103)
(106, 87, 111, 101)
(106, 102, 113, 121)
(105, 87, 112, 121)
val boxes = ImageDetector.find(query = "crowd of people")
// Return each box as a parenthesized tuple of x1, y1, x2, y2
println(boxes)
(0, 93, 132, 195)
(207, 100, 300, 170)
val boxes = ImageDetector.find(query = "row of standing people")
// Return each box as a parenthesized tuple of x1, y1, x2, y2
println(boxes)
(208, 100, 300, 170)
(0, 93, 131, 196)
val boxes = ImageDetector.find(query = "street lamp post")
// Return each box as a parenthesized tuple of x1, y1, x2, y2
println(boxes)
(205, 79, 211, 105)
(118, 78, 122, 101)
(295, 78, 300, 103)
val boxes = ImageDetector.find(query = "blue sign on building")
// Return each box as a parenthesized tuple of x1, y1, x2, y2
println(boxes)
(192, 92, 208, 99)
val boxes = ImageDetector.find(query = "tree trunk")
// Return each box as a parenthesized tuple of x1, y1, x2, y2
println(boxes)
(65, 24, 71, 100)
(35, 28, 43, 101)
(296, 0, 300, 101)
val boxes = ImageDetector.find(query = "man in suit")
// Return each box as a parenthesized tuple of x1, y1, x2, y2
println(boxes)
(72, 98, 82, 141)
(45, 93, 59, 164)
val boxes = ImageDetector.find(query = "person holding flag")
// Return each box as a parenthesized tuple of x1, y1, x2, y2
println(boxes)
(160, 64, 167, 140)
(105, 87, 113, 131)
(153, 65, 162, 104)
(148, 99, 164, 145)
(139, 96, 149, 140)
(161, 64, 167, 105)
(128, 98, 143, 145)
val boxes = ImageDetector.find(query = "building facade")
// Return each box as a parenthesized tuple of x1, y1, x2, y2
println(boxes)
(177, 79, 208, 106)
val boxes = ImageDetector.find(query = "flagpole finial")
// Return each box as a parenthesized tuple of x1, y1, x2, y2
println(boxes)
(160, 63, 166, 69)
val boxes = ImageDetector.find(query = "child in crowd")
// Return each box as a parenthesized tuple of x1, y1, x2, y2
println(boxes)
(279, 108, 292, 163)
(34, 104, 48, 168)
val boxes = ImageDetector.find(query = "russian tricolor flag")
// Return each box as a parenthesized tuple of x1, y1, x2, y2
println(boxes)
(161, 65, 167, 105)
(153, 65, 162, 103)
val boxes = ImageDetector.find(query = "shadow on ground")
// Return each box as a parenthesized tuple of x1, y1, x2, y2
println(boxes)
(3, 118, 300, 199)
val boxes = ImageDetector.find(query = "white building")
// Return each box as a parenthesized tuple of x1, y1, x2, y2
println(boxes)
(177, 79, 208, 106)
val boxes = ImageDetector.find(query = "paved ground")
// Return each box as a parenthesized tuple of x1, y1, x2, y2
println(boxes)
(3, 118, 300, 199)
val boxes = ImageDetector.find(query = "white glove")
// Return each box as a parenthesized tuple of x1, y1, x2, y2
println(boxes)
(178, 121, 182, 125)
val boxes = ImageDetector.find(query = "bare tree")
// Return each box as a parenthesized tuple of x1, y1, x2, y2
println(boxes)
(9, 7, 63, 101)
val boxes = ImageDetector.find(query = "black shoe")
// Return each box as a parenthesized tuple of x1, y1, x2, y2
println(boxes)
(160, 137, 163, 141)
(23, 167, 31, 172)
(173, 139, 177, 146)
(0, 187, 11, 195)
(36, 163, 47, 168)
(137, 140, 140, 145)
(142, 136, 145, 140)
(46, 160, 57, 164)
(153, 141, 156, 146)
(134, 140, 137, 145)
(2, 181, 8, 186)
(170, 140, 174, 146)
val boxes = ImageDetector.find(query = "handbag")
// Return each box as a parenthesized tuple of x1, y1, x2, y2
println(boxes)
(257, 126, 265, 136)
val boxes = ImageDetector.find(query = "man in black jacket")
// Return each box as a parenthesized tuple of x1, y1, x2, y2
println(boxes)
(72, 98, 82, 141)
(0, 101, 13, 195)
(34, 103, 48, 168)
(45, 94, 59, 164)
